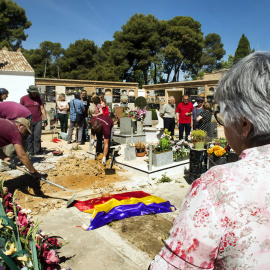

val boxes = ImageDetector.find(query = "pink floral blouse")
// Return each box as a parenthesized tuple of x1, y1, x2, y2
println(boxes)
(150, 144, 270, 269)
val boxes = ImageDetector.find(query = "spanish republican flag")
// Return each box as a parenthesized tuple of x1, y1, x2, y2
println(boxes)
(74, 191, 176, 230)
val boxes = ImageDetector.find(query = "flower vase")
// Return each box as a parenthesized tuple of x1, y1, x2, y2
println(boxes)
(194, 141, 205, 149)
(209, 156, 227, 168)
(136, 151, 145, 157)
(152, 150, 174, 167)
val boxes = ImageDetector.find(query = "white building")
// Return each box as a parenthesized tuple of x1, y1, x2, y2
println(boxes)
(0, 46, 35, 103)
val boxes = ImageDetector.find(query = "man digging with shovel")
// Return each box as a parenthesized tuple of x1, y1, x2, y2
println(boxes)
(0, 117, 41, 179)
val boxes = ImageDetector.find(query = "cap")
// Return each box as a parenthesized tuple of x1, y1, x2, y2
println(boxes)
(27, 85, 39, 93)
(0, 88, 8, 95)
(197, 97, 204, 102)
(16, 118, 32, 134)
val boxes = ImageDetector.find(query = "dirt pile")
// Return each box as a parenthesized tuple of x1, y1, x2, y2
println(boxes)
(0, 155, 128, 214)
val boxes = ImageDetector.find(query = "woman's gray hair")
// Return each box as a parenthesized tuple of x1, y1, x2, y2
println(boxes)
(215, 51, 270, 145)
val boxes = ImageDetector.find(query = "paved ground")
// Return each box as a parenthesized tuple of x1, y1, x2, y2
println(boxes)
(36, 175, 190, 270)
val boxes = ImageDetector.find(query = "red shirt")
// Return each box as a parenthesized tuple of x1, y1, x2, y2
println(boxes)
(20, 95, 43, 122)
(90, 115, 113, 139)
(176, 102, 193, 124)
(0, 101, 32, 120)
(0, 119, 22, 147)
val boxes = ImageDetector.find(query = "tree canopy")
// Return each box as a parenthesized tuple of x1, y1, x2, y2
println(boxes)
(20, 12, 228, 83)
(234, 34, 253, 64)
(201, 33, 226, 72)
(0, 0, 32, 50)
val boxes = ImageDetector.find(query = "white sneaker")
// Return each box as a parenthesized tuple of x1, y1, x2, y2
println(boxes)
(102, 157, 106, 166)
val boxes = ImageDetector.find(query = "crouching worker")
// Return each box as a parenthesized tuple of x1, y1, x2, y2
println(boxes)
(90, 115, 114, 166)
(0, 118, 41, 179)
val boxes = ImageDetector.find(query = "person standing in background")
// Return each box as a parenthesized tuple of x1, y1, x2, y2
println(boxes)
(176, 95, 193, 141)
(159, 96, 176, 136)
(56, 94, 69, 133)
(80, 90, 90, 143)
(100, 95, 109, 116)
(20, 85, 47, 156)
(67, 94, 85, 144)
(192, 97, 204, 130)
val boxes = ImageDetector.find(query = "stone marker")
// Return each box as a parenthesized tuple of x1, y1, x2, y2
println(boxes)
(114, 106, 123, 118)
(124, 145, 136, 161)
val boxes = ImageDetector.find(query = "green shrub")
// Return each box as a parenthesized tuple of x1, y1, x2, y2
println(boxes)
(135, 96, 147, 109)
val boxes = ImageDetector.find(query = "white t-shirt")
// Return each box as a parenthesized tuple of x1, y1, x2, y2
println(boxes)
(57, 101, 68, 114)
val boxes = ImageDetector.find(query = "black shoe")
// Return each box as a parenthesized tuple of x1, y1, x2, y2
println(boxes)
(67, 141, 72, 144)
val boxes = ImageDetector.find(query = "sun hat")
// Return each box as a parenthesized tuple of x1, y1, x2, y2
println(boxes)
(27, 85, 39, 93)
(16, 118, 32, 134)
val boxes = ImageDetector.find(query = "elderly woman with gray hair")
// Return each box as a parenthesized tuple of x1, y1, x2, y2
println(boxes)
(149, 52, 270, 269)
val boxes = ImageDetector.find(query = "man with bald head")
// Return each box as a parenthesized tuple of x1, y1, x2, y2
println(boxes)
(160, 96, 176, 136)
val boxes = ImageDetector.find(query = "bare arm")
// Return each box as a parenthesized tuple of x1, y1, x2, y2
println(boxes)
(176, 112, 179, 127)
(14, 144, 38, 174)
(40, 105, 47, 120)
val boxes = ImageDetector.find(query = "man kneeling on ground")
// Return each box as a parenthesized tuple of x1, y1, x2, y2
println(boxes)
(90, 115, 114, 166)
(0, 118, 41, 179)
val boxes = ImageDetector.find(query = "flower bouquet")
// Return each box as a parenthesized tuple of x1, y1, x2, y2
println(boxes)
(173, 140, 191, 161)
(120, 97, 128, 103)
(207, 145, 228, 168)
(153, 129, 174, 154)
(123, 107, 146, 121)
(0, 179, 69, 270)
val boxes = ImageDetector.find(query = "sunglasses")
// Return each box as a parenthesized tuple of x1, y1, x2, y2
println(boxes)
(214, 106, 224, 126)
(183, 99, 189, 101)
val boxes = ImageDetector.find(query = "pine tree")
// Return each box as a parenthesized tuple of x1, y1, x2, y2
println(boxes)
(234, 34, 252, 64)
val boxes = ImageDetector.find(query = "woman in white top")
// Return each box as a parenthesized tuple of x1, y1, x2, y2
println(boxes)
(57, 93, 69, 133)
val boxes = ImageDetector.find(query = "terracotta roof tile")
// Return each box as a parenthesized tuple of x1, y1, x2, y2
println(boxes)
(0, 50, 34, 73)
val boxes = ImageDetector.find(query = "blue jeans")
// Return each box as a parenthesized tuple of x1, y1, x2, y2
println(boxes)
(27, 120, 42, 154)
(179, 123, 191, 141)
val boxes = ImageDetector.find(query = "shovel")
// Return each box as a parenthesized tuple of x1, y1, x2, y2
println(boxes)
(3, 160, 77, 208)
(105, 149, 116, 175)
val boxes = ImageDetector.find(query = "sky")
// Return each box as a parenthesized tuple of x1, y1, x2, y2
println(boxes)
(15, 0, 270, 61)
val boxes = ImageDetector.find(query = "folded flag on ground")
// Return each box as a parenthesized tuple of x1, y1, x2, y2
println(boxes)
(74, 191, 176, 230)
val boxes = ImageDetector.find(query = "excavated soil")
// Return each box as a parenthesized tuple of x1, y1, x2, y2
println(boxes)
(0, 154, 128, 215)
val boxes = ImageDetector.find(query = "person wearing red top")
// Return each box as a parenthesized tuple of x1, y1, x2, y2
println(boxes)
(20, 85, 47, 156)
(90, 115, 114, 166)
(0, 118, 41, 179)
(176, 95, 193, 141)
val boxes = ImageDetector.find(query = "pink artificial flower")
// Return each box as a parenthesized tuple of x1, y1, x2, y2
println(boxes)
(43, 250, 60, 264)
(17, 211, 30, 228)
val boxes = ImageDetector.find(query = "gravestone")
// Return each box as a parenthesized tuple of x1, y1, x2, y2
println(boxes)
(120, 118, 134, 135)
(144, 111, 152, 126)
(124, 145, 136, 161)
(114, 106, 123, 118)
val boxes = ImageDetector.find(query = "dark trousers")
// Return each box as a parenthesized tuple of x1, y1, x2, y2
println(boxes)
(68, 120, 84, 143)
(57, 113, 68, 133)
(163, 118, 175, 136)
(82, 117, 89, 142)
(28, 120, 42, 155)
(179, 123, 191, 141)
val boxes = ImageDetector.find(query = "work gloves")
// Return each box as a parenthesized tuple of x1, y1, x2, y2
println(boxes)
(43, 119, 48, 127)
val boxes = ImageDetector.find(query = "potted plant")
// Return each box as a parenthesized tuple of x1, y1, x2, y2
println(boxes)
(190, 129, 207, 149)
(152, 129, 174, 166)
(173, 140, 191, 162)
(135, 141, 146, 157)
